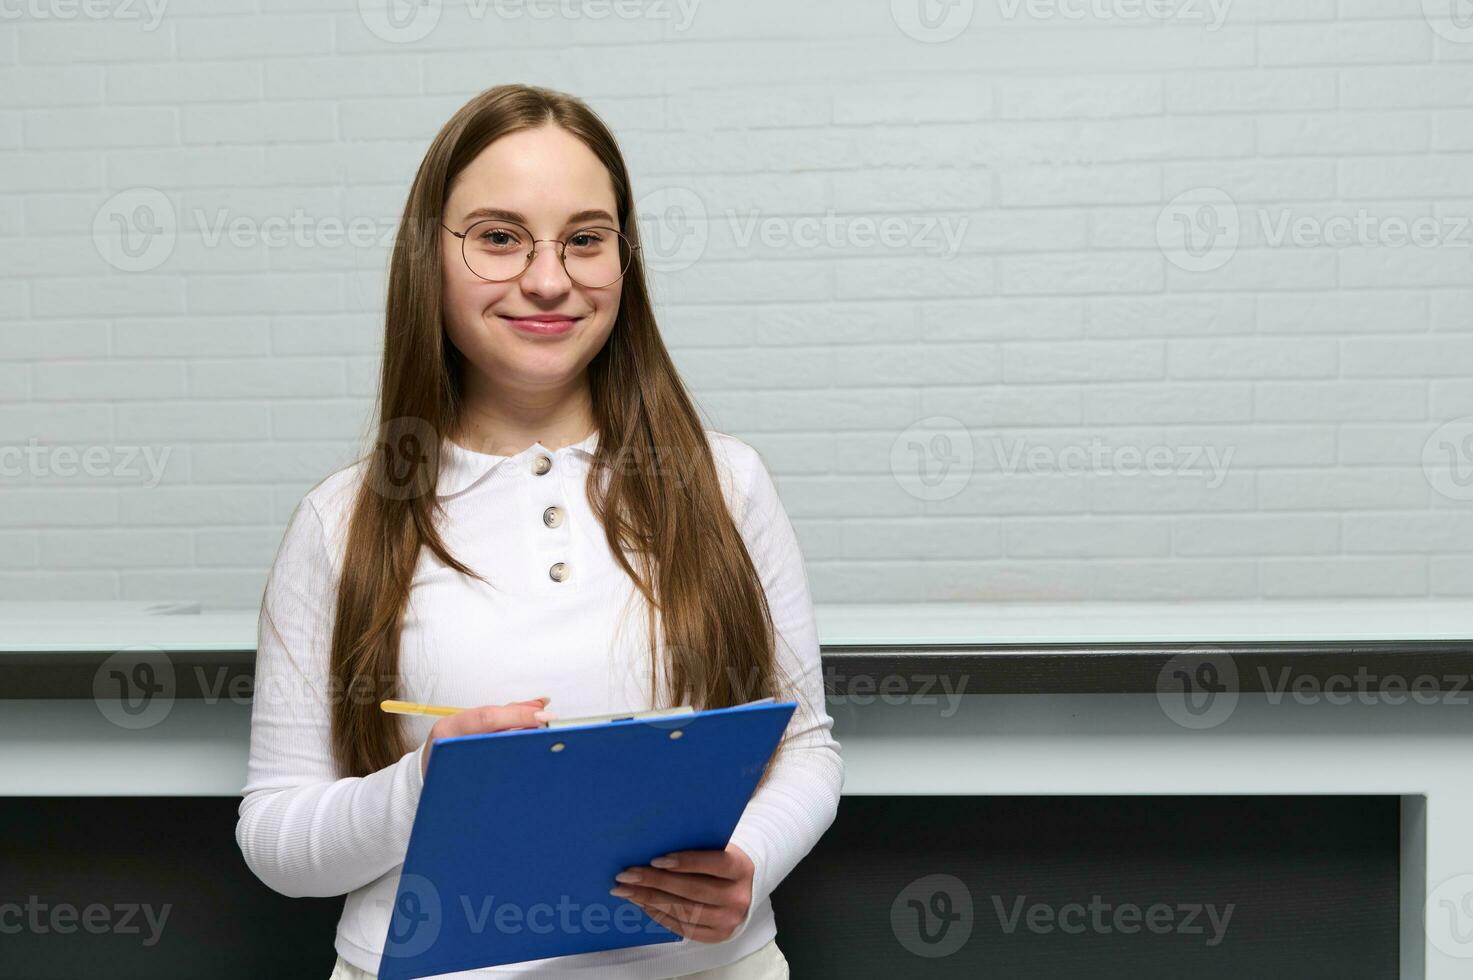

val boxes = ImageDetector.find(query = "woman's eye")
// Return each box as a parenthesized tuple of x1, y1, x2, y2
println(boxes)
(569, 232, 600, 247)
(479, 229, 518, 247)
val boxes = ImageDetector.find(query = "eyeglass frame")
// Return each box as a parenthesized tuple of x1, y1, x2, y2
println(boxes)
(439, 217, 641, 288)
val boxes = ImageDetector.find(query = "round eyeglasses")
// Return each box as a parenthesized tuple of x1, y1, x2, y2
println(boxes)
(441, 218, 639, 289)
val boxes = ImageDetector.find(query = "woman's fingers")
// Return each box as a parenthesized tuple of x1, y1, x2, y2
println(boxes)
(465, 702, 544, 734)
(647, 849, 743, 879)
(421, 699, 551, 776)
(435, 701, 548, 739)
(614, 867, 726, 906)
(616, 887, 735, 940)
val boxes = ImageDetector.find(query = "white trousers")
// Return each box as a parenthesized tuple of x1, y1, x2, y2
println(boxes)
(328, 938, 789, 980)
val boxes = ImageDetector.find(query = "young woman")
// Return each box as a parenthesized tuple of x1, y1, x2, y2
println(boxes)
(235, 84, 843, 979)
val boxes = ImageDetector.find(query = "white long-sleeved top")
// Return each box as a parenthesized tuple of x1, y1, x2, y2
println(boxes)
(235, 427, 844, 978)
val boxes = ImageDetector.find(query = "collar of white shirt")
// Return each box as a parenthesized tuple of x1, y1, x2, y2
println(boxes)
(437, 428, 601, 498)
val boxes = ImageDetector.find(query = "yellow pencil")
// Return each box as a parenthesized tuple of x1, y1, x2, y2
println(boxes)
(380, 699, 464, 718)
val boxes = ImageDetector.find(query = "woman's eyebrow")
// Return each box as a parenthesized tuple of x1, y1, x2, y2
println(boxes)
(461, 206, 616, 227)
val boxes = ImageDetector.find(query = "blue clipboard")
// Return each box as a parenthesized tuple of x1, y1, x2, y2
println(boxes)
(377, 699, 797, 980)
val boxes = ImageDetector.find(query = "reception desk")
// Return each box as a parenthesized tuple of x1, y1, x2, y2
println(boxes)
(3, 599, 1471, 978)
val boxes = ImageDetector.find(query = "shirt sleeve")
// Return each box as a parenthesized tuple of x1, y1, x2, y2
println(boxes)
(724, 447, 845, 938)
(234, 494, 428, 899)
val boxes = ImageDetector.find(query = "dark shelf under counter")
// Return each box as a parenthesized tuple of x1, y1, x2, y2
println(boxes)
(8, 636, 1473, 698)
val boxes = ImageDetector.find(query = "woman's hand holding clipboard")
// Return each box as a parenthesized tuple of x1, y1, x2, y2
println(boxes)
(380, 697, 561, 778)
(381, 697, 758, 779)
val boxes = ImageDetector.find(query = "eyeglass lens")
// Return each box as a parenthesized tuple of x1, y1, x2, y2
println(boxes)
(461, 219, 632, 288)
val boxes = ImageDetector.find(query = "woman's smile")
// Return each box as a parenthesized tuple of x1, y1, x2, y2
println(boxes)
(499, 313, 583, 336)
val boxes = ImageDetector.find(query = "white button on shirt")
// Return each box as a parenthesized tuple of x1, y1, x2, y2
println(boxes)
(236, 428, 844, 978)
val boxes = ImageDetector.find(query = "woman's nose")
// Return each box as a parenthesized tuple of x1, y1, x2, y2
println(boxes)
(519, 244, 573, 296)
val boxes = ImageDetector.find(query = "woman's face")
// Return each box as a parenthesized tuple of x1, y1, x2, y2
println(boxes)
(440, 124, 623, 400)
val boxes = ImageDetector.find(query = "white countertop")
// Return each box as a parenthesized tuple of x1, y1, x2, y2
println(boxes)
(815, 598, 1473, 645)
(0, 601, 258, 654)
(0, 599, 1468, 653)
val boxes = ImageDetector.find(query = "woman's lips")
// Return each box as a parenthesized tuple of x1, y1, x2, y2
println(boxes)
(501, 316, 579, 336)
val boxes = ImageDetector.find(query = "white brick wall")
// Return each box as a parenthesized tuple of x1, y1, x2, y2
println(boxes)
(2, 1, 1471, 605)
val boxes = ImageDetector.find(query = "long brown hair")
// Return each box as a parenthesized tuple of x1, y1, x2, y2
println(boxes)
(284, 84, 803, 785)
